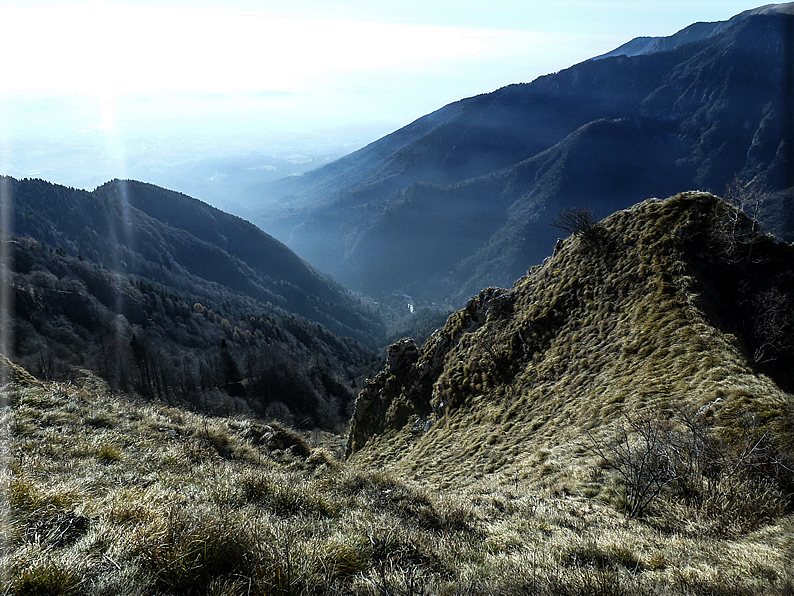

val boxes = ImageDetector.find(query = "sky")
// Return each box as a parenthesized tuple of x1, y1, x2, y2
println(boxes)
(0, 0, 768, 193)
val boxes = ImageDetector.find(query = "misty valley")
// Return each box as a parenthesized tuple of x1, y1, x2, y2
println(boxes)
(2, 4, 794, 595)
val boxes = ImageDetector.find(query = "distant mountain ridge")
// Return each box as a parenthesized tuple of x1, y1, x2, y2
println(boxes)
(257, 7, 794, 304)
(593, 2, 794, 60)
(7, 177, 376, 342)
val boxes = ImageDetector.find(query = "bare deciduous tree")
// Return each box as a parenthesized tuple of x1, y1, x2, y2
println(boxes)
(712, 178, 769, 264)
(751, 287, 793, 364)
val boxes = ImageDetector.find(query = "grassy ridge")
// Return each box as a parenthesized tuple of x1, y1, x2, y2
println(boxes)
(349, 193, 794, 484)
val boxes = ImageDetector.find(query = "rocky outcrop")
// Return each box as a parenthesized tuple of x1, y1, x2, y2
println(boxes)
(347, 287, 520, 454)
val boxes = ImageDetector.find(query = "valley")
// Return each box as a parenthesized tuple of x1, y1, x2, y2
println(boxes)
(256, 7, 794, 304)
(2, 191, 793, 594)
(2, 4, 794, 595)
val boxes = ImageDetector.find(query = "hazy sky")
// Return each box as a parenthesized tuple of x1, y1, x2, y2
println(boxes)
(0, 0, 766, 189)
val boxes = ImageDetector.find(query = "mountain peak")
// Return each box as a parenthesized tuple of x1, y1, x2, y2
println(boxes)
(593, 2, 794, 60)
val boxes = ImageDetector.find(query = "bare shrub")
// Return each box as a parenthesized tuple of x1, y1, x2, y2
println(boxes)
(711, 178, 769, 264)
(670, 408, 793, 534)
(751, 287, 793, 364)
(551, 207, 602, 246)
(724, 177, 767, 226)
(590, 408, 793, 526)
(588, 414, 679, 517)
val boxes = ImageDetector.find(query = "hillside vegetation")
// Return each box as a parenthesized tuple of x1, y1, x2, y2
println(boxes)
(2, 192, 793, 595)
(349, 192, 794, 481)
(1, 355, 792, 595)
(8, 177, 379, 343)
(2, 176, 383, 430)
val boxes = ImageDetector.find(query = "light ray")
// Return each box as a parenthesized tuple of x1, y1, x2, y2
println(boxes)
(0, 110, 12, 566)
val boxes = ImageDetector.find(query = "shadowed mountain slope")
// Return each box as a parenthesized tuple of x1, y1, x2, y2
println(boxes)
(7, 177, 378, 343)
(347, 193, 794, 491)
(2, 176, 382, 428)
(258, 10, 794, 303)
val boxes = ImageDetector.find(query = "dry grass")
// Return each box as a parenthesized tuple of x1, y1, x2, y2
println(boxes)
(350, 194, 794, 487)
(1, 370, 792, 595)
(341, 192, 794, 593)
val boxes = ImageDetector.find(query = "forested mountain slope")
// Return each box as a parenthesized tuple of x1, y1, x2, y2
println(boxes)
(2, 176, 383, 428)
(258, 9, 794, 303)
(8, 177, 377, 341)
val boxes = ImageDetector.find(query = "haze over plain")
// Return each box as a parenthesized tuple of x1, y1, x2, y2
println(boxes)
(0, 0, 761, 212)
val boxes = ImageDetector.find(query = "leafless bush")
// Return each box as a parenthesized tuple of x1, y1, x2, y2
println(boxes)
(670, 408, 793, 534)
(724, 177, 767, 224)
(675, 407, 793, 487)
(711, 178, 769, 264)
(588, 414, 679, 517)
(590, 409, 793, 524)
(551, 207, 602, 246)
(751, 287, 793, 364)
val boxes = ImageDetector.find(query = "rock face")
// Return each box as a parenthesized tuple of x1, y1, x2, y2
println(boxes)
(348, 285, 537, 454)
(346, 193, 794, 485)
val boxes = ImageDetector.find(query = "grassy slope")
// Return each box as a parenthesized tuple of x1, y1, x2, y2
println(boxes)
(3, 193, 794, 594)
(2, 369, 793, 595)
(349, 193, 794, 485)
